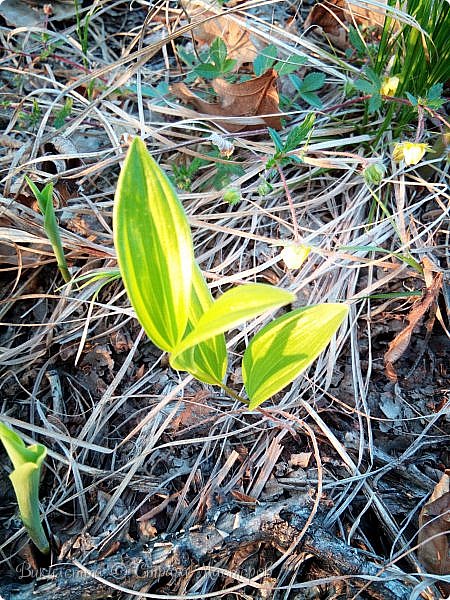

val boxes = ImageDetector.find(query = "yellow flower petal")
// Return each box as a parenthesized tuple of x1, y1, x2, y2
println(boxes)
(380, 76, 400, 97)
(280, 244, 311, 270)
(392, 142, 429, 166)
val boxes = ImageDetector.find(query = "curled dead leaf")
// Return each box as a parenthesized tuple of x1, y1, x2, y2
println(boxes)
(418, 473, 450, 596)
(304, 0, 387, 49)
(172, 69, 282, 132)
(384, 270, 443, 382)
(182, 0, 258, 68)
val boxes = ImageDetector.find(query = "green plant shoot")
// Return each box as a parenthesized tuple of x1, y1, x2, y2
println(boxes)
(114, 138, 348, 408)
(0, 423, 49, 554)
(25, 177, 71, 283)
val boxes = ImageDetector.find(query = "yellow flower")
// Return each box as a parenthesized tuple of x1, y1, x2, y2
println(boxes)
(380, 76, 400, 97)
(280, 244, 311, 270)
(392, 142, 430, 166)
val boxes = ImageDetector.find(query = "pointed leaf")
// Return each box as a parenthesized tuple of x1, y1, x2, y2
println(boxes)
(284, 113, 315, 152)
(299, 92, 323, 108)
(253, 44, 278, 76)
(172, 263, 227, 385)
(172, 284, 294, 360)
(114, 137, 194, 352)
(268, 127, 284, 152)
(276, 54, 306, 76)
(243, 303, 349, 409)
(301, 72, 326, 92)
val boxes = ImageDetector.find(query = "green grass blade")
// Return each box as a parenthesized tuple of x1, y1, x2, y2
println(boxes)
(25, 177, 71, 283)
(114, 138, 195, 352)
(243, 303, 349, 409)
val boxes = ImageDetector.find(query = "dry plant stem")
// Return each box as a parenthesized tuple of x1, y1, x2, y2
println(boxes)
(0, 499, 415, 600)
(277, 164, 299, 241)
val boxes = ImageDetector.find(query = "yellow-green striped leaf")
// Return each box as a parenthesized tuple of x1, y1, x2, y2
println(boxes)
(172, 284, 294, 361)
(172, 263, 227, 385)
(114, 137, 195, 352)
(243, 303, 349, 409)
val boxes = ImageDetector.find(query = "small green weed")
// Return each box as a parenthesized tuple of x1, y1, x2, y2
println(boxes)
(253, 44, 306, 76)
(193, 37, 237, 80)
(266, 114, 315, 169)
(53, 97, 73, 129)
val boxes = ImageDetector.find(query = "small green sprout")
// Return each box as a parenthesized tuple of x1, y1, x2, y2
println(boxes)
(193, 38, 237, 80)
(253, 44, 306, 76)
(266, 113, 315, 168)
(114, 138, 348, 409)
(288, 72, 326, 109)
(0, 423, 49, 554)
(53, 97, 73, 129)
(25, 177, 71, 283)
(223, 187, 241, 205)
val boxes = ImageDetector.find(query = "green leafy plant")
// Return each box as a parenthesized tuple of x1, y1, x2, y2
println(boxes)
(25, 177, 71, 283)
(253, 44, 306, 76)
(18, 99, 41, 130)
(0, 423, 49, 554)
(193, 37, 237, 80)
(267, 113, 316, 168)
(53, 97, 73, 129)
(376, 0, 450, 99)
(354, 67, 383, 114)
(114, 138, 348, 409)
(405, 83, 445, 111)
(288, 72, 326, 109)
(172, 157, 207, 191)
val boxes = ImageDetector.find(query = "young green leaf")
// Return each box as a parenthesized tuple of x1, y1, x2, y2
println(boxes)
(301, 72, 326, 92)
(275, 54, 306, 76)
(253, 44, 278, 76)
(114, 137, 195, 352)
(268, 127, 284, 153)
(172, 284, 295, 361)
(243, 303, 349, 409)
(171, 263, 227, 385)
(25, 177, 71, 283)
(210, 37, 227, 66)
(0, 423, 49, 554)
(284, 113, 315, 152)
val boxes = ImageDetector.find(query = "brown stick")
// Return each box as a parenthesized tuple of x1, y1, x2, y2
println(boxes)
(2, 499, 417, 600)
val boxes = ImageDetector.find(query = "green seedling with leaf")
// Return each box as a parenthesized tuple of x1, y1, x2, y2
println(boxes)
(253, 44, 307, 77)
(114, 138, 348, 410)
(0, 423, 49, 554)
(25, 177, 71, 283)
(267, 113, 316, 168)
(288, 72, 327, 109)
(193, 37, 237, 80)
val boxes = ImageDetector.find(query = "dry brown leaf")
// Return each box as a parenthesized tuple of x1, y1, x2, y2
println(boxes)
(182, 0, 258, 68)
(172, 69, 282, 132)
(418, 473, 450, 596)
(304, 0, 387, 49)
(384, 269, 443, 382)
(289, 452, 313, 468)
